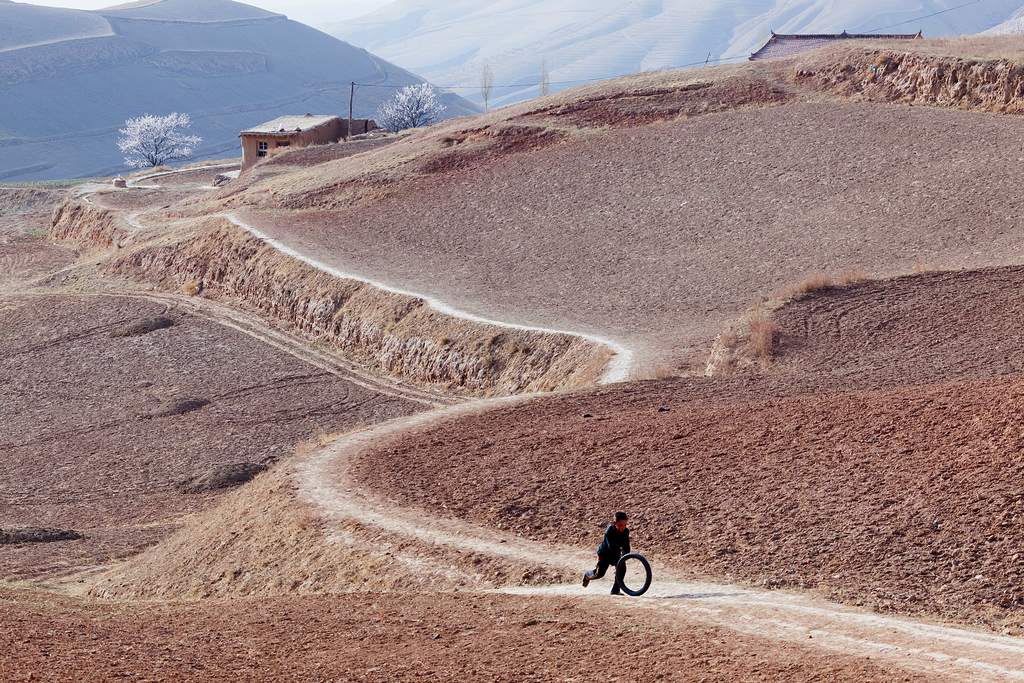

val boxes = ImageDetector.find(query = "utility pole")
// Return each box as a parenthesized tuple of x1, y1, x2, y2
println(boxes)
(348, 81, 355, 141)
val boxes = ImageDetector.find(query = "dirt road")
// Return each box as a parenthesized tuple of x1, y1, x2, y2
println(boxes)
(221, 211, 635, 384)
(228, 98, 1024, 372)
(298, 401, 1024, 682)
(74, 160, 1024, 680)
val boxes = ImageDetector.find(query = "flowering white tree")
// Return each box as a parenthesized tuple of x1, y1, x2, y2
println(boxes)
(117, 113, 202, 168)
(376, 84, 446, 133)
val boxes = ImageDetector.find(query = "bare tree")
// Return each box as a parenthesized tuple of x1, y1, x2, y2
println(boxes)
(117, 113, 202, 169)
(376, 83, 446, 132)
(481, 62, 494, 111)
(539, 58, 551, 97)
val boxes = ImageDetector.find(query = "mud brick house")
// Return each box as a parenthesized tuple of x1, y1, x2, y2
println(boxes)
(239, 114, 378, 170)
(750, 30, 923, 61)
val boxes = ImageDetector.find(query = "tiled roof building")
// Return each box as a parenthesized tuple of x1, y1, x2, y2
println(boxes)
(750, 30, 923, 61)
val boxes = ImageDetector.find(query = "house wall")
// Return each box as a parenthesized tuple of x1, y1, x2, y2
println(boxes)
(344, 118, 379, 137)
(240, 118, 349, 171)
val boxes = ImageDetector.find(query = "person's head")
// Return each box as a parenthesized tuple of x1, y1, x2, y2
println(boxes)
(613, 511, 628, 532)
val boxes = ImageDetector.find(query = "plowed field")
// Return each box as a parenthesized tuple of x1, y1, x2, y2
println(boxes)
(1, 294, 419, 578)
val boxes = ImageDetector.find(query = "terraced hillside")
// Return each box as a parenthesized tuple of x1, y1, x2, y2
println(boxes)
(6, 37, 1024, 681)
(199, 45, 1024, 379)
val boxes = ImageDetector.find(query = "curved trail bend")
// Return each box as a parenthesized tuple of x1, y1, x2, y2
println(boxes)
(81, 168, 636, 384)
(298, 401, 1024, 683)
(87, 163, 1024, 680)
(221, 211, 635, 385)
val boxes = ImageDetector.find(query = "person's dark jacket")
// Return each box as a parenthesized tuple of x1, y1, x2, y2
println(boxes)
(596, 524, 630, 562)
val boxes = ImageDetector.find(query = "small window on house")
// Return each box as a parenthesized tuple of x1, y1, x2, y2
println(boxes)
(257, 141, 269, 157)
(275, 141, 290, 148)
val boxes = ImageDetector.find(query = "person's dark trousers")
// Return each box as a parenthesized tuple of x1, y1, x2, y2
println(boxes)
(585, 556, 626, 594)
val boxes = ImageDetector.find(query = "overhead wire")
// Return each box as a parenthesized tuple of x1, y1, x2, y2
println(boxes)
(865, 0, 988, 33)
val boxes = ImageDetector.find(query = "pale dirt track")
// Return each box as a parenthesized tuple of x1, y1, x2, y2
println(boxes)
(233, 99, 1024, 372)
(220, 211, 635, 384)
(83, 169, 636, 383)
(298, 401, 1024, 682)
(76, 158, 1024, 679)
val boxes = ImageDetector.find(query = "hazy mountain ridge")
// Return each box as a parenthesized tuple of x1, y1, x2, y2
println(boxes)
(982, 6, 1024, 34)
(0, 1, 113, 51)
(101, 0, 281, 23)
(334, 0, 1024, 106)
(0, 0, 475, 181)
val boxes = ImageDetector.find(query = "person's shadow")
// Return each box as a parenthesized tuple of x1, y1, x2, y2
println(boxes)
(655, 592, 738, 600)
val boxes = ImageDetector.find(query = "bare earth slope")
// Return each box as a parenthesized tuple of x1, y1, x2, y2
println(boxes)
(10, 40, 1024, 681)
(771, 266, 1024, 384)
(0, 188, 75, 285)
(0, 589, 924, 682)
(214, 57, 1024, 375)
(1, 293, 420, 579)
(353, 265, 1024, 630)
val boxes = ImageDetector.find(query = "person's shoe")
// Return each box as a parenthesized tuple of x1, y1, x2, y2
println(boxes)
(582, 574, 591, 588)
(610, 586, 622, 595)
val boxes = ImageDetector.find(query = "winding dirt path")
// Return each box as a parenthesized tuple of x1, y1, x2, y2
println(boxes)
(221, 211, 635, 384)
(81, 169, 635, 383)
(297, 401, 1024, 682)
(82, 163, 1024, 680)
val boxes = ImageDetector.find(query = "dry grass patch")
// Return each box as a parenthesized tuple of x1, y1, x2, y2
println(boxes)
(110, 316, 175, 338)
(704, 310, 778, 376)
(779, 270, 867, 300)
(748, 315, 777, 360)
(653, 364, 676, 380)
(707, 269, 869, 375)
(1, 528, 82, 545)
(179, 279, 202, 296)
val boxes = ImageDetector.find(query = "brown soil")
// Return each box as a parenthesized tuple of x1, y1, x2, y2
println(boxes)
(0, 589, 926, 682)
(90, 462, 568, 600)
(794, 44, 1024, 113)
(260, 137, 397, 169)
(356, 373, 1024, 630)
(524, 75, 792, 127)
(228, 96, 1024, 372)
(49, 200, 132, 250)
(11, 46, 1024, 678)
(143, 165, 238, 188)
(770, 266, 1024, 384)
(351, 261, 1024, 632)
(0, 231, 74, 288)
(97, 218, 607, 395)
(0, 293, 419, 579)
(89, 188, 193, 212)
(0, 188, 75, 286)
(0, 188, 63, 215)
(420, 124, 567, 175)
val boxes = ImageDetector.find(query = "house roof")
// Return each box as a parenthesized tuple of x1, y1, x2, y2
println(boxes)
(750, 30, 923, 61)
(240, 114, 340, 135)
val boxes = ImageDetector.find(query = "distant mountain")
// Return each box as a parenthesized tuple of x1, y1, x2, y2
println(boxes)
(331, 0, 1024, 107)
(981, 6, 1024, 34)
(0, 0, 476, 181)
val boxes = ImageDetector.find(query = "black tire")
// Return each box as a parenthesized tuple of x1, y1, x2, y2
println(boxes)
(616, 552, 652, 596)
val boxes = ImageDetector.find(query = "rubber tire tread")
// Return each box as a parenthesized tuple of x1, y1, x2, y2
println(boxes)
(616, 552, 652, 596)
